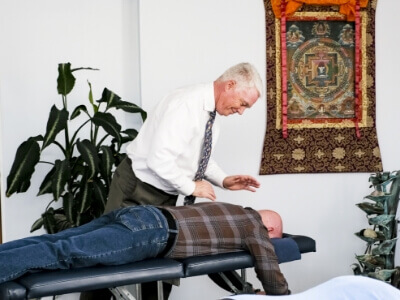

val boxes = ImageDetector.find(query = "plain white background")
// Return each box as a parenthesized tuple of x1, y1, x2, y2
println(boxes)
(1, 0, 399, 299)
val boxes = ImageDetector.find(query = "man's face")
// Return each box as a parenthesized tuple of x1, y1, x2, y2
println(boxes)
(216, 81, 259, 116)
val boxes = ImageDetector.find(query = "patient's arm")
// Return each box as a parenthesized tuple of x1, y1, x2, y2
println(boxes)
(245, 231, 288, 295)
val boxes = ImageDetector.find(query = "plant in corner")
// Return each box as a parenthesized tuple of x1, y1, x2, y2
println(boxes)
(352, 170, 400, 287)
(6, 63, 146, 233)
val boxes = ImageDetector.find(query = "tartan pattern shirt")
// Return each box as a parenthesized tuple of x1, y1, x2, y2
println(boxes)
(163, 202, 289, 295)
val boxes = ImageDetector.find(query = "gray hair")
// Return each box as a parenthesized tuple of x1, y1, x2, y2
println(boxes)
(216, 62, 263, 98)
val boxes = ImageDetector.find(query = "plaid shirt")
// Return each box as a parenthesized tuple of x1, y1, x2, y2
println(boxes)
(163, 202, 288, 295)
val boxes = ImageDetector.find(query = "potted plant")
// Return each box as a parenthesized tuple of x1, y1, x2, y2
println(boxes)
(352, 170, 400, 286)
(6, 63, 146, 233)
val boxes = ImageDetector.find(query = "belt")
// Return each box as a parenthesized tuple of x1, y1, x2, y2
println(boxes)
(158, 208, 178, 257)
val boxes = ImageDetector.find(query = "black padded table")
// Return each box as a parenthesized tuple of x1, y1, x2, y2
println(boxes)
(0, 234, 316, 300)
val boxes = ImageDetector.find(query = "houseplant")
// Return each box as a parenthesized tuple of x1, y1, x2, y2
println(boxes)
(6, 63, 146, 233)
(352, 170, 400, 286)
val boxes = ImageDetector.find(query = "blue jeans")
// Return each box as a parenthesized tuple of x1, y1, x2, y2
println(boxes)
(0, 206, 169, 284)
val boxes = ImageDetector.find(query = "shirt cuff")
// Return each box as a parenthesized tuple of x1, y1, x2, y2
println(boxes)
(179, 180, 196, 196)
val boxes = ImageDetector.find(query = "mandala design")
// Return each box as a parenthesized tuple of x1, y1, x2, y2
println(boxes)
(287, 21, 356, 121)
(259, 0, 383, 175)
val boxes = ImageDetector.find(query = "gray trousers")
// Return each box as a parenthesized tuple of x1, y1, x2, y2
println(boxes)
(105, 157, 178, 213)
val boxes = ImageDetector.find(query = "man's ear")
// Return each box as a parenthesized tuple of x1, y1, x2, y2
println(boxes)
(225, 80, 236, 91)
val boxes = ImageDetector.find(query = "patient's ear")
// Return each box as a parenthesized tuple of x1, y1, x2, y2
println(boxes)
(267, 226, 279, 238)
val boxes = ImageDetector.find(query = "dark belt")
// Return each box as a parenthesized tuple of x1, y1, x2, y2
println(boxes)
(158, 208, 178, 257)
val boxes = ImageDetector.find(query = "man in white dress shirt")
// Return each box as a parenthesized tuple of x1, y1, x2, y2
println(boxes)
(94, 63, 263, 300)
(105, 62, 263, 212)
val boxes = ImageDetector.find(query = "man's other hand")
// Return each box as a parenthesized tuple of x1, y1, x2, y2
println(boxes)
(223, 175, 260, 192)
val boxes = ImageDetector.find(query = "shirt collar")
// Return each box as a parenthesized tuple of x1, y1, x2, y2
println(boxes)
(203, 82, 216, 113)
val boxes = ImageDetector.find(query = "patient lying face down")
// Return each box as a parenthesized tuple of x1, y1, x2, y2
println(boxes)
(0, 202, 289, 295)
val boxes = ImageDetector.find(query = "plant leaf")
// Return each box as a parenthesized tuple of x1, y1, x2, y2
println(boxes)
(57, 63, 75, 96)
(30, 216, 44, 233)
(77, 139, 99, 179)
(53, 213, 74, 232)
(52, 159, 70, 200)
(356, 202, 384, 215)
(42, 208, 56, 234)
(354, 230, 386, 244)
(6, 137, 41, 197)
(62, 192, 75, 224)
(37, 166, 56, 196)
(364, 194, 392, 204)
(372, 238, 398, 256)
(122, 129, 138, 140)
(113, 100, 147, 121)
(356, 254, 385, 270)
(77, 174, 92, 214)
(96, 88, 121, 108)
(42, 105, 69, 150)
(368, 269, 397, 281)
(92, 112, 122, 145)
(99, 145, 115, 186)
(97, 88, 147, 121)
(92, 178, 108, 212)
(87, 81, 98, 113)
(70, 104, 89, 120)
(368, 214, 395, 229)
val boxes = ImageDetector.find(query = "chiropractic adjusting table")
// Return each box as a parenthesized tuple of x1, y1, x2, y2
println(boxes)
(0, 233, 316, 300)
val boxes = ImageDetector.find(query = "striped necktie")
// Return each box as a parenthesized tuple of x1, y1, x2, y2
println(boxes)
(184, 111, 216, 205)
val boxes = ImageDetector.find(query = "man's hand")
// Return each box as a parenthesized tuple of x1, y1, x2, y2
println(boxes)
(192, 180, 216, 201)
(223, 175, 260, 192)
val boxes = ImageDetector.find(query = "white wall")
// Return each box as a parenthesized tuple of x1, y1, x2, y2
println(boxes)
(0, 0, 400, 299)
(0, 0, 141, 240)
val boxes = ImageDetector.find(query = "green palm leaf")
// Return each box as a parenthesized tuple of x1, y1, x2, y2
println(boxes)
(70, 104, 89, 120)
(96, 88, 120, 108)
(99, 145, 115, 185)
(62, 192, 75, 224)
(42, 105, 69, 150)
(97, 88, 147, 121)
(37, 166, 56, 196)
(57, 63, 75, 96)
(112, 100, 147, 121)
(122, 129, 138, 140)
(52, 159, 71, 200)
(77, 139, 99, 180)
(30, 216, 44, 233)
(42, 208, 57, 234)
(77, 175, 92, 214)
(6, 137, 41, 197)
(92, 112, 122, 145)
(92, 178, 108, 213)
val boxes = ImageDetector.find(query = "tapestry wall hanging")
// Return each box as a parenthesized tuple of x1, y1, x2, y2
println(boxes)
(260, 0, 383, 174)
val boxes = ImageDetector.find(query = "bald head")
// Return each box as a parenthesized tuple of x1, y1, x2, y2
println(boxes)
(258, 209, 283, 238)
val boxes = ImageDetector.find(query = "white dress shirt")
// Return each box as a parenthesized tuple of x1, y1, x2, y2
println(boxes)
(126, 83, 227, 196)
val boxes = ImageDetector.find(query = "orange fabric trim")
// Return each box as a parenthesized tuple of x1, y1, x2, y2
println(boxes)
(271, 0, 368, 21)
